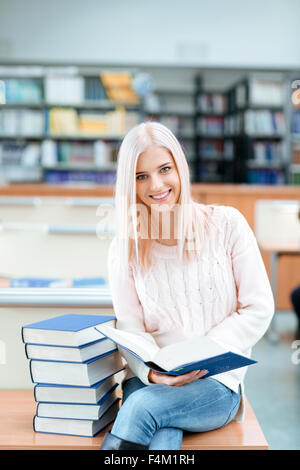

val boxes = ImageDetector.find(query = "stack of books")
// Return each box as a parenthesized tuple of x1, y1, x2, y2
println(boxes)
(21, 313, 125, 437)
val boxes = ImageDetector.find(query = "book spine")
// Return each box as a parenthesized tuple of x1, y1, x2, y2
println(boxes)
(21, 326, 25, 344)
(25, 343, 29, 360)
(33, 384, 38, 402)
(29, 359, 35, 383)
(33, 415, 36, 432)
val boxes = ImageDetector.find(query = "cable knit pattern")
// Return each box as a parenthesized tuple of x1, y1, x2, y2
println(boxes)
(107, 204, 275, 422)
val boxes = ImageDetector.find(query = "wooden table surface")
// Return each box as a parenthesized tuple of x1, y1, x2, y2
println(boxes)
(0, 389, 268, 450)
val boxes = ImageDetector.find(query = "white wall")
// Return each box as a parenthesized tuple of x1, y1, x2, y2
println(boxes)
(0, 0, 300, 69)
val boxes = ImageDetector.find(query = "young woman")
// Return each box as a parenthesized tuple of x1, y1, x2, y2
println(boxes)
(100, 122, 274, 450)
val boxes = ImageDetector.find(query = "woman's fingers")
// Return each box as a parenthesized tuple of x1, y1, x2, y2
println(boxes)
(150, 369, 208, 386)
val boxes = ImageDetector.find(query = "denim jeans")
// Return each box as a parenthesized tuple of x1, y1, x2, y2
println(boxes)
(111, 376, 241, 450)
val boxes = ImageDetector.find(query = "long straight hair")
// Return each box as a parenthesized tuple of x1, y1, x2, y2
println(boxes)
(113, 121, 213, 280)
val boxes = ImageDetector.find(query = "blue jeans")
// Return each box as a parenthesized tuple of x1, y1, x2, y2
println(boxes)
(111, 376, 241, 450)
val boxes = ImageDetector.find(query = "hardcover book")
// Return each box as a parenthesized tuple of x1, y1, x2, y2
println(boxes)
(22, 313, 116, 347)
(94, 323, 257, 377)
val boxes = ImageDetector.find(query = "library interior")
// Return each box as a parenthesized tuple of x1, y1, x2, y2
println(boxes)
(0, 0, 299, 452)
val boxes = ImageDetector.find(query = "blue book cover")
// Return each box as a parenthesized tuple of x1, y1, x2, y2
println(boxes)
(22, 313, 115, 334)
(21, 313, 116, 347)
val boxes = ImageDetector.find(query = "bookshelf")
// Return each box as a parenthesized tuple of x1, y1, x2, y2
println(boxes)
(195, 76, 233, 183)
(0, 66, 143, 185)
(144, 85, 196, 182)
(194, 76, 288, 185)
(289, 76, 300, 185)
(225, 77, 287, 185)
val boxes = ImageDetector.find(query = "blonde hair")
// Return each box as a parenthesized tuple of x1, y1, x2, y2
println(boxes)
(113, 121, 213, 279)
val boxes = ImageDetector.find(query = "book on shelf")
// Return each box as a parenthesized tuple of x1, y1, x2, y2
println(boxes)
(33, 400, 120, 437)
(78, 111, 109, 135)
(48, 107, 79, 135)
(292, 142, 300, 164)
(34, 374, 118, 404)
(0, 78, 43, 104)
(94, 323, 257, 377)
(197, 93, 226, 114)
(249, 79, 284, 107)
(41, 139, 118, 169)
(247, 168, 285, 185)
(0, 109, 44, 136)
(44, 168, 117, 185)
(199, 139, 224, 158)
(197, 116, 224, 136)
(84, 76, 107, 101)
(21, 313, 116, 347)
(44, 75, 85, 104)
(292, 113, 300, 135)
(244, 110, 285, 136)
(0, 142, 40, 167)
(100, 71, 140, 104)
(252, 141, 284, 165)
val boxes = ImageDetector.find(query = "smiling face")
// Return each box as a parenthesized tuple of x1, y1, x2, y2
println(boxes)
(135, 146, 181, 212)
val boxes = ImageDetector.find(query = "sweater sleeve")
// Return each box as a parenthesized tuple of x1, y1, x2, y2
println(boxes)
(107, 238, 158, 385)
(206, 207, 275, 354)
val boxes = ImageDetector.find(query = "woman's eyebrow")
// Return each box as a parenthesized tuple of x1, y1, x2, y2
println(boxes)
(136, 162, 172, 175)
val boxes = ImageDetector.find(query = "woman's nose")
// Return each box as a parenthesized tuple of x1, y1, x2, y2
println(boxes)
(149, 174, 164, 192)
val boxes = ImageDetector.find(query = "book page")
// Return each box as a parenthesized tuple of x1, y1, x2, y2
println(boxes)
(94, 324, 160, 362)
(154, 336, 227, 371)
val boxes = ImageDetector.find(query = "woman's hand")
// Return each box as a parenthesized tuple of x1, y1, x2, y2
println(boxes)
(148, 369, 208, 386)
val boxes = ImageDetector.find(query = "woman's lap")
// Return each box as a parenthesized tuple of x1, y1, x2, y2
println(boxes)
(119, 375, 241, 433)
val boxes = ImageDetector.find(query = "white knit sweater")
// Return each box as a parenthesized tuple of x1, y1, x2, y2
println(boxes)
(107, 204, 275, 421)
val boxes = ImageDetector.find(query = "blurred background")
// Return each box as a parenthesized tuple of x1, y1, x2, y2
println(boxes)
(0, 0, 299, 450)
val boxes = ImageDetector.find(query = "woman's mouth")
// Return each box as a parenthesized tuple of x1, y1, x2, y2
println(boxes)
(150, 189, 172, 202)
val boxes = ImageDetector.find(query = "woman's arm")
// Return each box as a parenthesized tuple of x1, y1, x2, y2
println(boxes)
(107, 238, 158, 385)
(206, 207, 275, 352)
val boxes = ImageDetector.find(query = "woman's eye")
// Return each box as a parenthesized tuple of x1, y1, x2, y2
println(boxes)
(136, 167, 171, 181)
(161, 166, 171, 173)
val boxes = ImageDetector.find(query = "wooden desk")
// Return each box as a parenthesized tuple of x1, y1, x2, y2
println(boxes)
(0, 390, 268, 450)
(259, 243, 300, 343)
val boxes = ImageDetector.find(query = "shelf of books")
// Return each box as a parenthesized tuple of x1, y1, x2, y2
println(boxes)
(195, 76, 288, 185)
(290, 78, 300, 185)
(144, 86, 196, 182)
(0, 66, 142, 185)
(225, 77, 287, 185)
(195, 76, 232, 183)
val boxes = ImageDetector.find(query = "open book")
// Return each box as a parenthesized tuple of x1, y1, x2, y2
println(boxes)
(94, 324, 257, 377)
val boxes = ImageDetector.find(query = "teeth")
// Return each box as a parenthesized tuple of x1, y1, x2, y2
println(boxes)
(152, 190, 170, 200)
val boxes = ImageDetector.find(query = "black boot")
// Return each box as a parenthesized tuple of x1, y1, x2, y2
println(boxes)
(100, 430, 149, 450)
